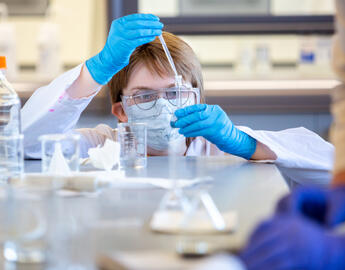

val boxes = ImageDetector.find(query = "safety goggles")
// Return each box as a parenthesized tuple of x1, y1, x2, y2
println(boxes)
(121, 86, 200, 111)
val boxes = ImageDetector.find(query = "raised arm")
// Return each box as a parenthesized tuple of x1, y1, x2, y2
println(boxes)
(22, 14, 163, 158)
(67, 13, 163, 98)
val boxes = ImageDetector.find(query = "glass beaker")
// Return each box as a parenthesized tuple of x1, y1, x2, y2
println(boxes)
(117, 123, 147, 169)
(0, 187, 49, 264)
(0, 134, 23, 183)
(46, 196, 98, 270)
(39, 133, 80, 173)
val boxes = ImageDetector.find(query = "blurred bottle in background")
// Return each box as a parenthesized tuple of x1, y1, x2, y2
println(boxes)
(298, 36, 333, 77)
(298, 36, 316, 75)
(0, 56, 23, 183)
(315, 36, 333, 75)
(255, 44, 271, 75)
(236, 46, 254, 75)
(37, 5, 62, 80)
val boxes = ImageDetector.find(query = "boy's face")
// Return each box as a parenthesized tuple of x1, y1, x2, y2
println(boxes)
(112, 63, 191, 156)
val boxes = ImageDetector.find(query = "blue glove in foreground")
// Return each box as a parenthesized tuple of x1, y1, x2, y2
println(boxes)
(86, 13, 163, 85)
(172, 104, 257, 159)
(276, 186, 345, 228)
(240, 214, 345, 270)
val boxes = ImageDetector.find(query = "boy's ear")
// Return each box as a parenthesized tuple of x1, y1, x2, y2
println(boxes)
(112, 102, 128, 122)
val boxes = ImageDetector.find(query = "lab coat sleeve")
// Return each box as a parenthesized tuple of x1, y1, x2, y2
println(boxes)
(21, 64, 98, 158)
(237, 126, 334, 186)
(75, 124, 117, 158)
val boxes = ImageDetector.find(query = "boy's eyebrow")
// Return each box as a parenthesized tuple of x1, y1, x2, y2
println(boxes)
(129, 83, 176, 92)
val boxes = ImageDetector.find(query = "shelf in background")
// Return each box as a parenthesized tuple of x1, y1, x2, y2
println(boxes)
(14, 78, 339, 114)
(161, 15, 335, 36)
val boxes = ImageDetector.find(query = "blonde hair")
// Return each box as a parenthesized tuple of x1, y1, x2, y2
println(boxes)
(108, 31, 204, 104)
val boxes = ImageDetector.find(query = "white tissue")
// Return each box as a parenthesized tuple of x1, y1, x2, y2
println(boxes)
(87, 139, 120, 171)
(48, 142, 71, 175)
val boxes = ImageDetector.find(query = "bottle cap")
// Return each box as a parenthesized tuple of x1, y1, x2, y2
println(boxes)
(0, 56, 6, 69)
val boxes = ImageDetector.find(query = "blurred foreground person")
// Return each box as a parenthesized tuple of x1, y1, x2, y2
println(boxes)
(196, 1, 345, 269)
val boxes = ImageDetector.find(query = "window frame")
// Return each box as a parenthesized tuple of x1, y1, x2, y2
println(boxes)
(107, 0, 334, 35)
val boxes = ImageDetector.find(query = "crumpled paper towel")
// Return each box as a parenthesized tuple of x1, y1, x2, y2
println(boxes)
(86, 139, 121, 171)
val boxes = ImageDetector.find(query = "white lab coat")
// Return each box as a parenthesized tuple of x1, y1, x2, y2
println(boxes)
(21, 64, 334, 187)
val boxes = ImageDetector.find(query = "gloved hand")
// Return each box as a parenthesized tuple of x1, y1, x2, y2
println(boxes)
(276, 187, 328, 225)
(240, 214, 345, 270)
(172, 104, 257, 159)
(86, 13, 163, 85)
(276, 186, 345, 228)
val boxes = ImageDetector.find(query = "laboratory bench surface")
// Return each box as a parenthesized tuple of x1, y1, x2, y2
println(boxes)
(18, 156, 290, 269)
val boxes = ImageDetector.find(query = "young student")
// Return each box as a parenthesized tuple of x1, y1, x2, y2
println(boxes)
(22, 14, 333, 186)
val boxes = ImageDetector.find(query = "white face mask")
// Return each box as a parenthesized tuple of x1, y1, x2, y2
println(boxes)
(125, 98, 191, 151)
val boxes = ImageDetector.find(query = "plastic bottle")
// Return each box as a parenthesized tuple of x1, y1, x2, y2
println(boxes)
(0, 56, 23, 182)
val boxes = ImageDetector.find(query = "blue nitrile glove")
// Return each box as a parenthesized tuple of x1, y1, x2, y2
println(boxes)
(172, 104, 257, 159)
(276, 187, 328, 225)
(240, 214, 345, 270)
(86, 13, 163, 85)
(327, 187, 345, 227)
(276, 186, 345, 228)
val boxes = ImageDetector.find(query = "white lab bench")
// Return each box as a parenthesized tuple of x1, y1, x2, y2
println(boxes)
(18, 156, 289, 270)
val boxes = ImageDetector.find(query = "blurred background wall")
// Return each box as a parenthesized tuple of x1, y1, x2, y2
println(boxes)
(0, 0, 337, 137)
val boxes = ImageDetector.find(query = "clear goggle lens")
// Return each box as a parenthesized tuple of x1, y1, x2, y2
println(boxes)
(121, 87, 200, 111)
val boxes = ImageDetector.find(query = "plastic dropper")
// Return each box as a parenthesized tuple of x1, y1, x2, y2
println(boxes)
(155, 36, 189, 222)
(158, 35, 182, 109)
